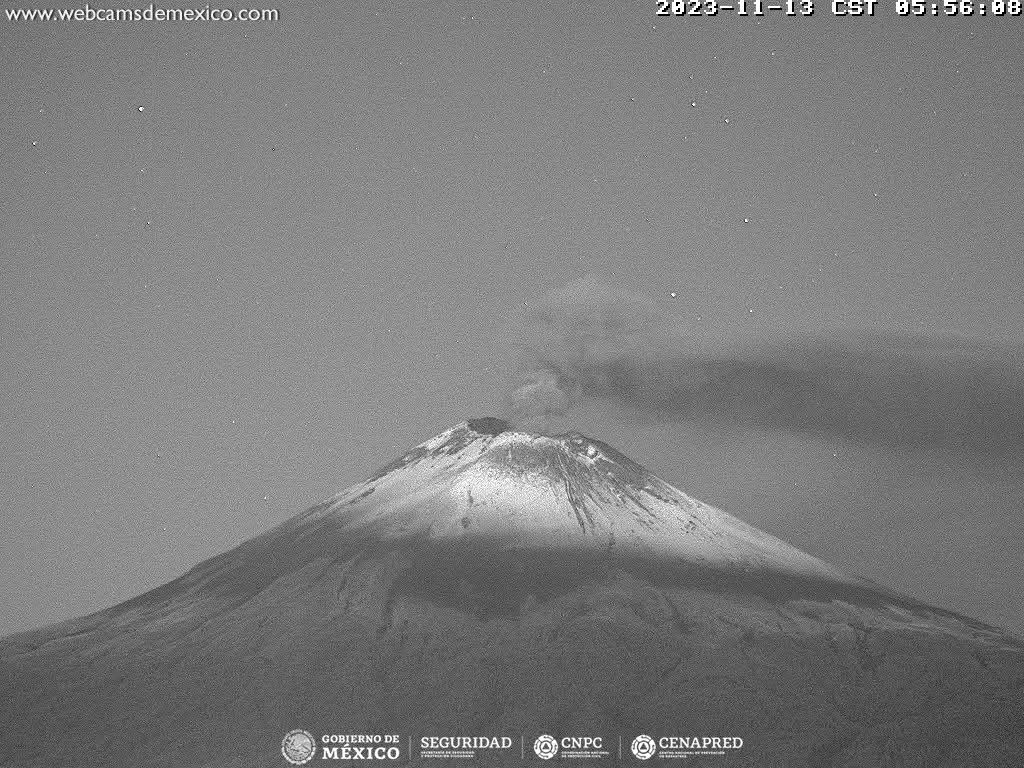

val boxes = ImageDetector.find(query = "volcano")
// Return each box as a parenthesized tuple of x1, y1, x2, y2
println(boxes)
(2, 418, 1023, 767)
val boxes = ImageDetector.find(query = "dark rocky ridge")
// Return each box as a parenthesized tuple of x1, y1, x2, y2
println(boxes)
(466, 416, 511, 435)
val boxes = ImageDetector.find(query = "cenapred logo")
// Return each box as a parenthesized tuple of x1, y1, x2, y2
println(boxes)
(281, 729, 317, 765)
(631, 734, 657, 760)
(533, 734, 559, 760)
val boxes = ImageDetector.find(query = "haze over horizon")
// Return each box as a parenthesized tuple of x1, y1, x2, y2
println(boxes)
(2, 1, 1022, 639)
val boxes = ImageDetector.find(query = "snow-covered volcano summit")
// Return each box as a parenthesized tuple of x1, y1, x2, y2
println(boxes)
(252, 417, 893, 614)
(3, 419, 1023, 767)
(307, 417, 860, 579)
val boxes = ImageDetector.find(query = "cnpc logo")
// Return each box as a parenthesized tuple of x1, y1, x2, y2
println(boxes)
(533, 734, 559, 760)
(533, 734, 606, 759)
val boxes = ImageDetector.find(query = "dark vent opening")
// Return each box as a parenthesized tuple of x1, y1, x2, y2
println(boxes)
(467, 417, 510, 436)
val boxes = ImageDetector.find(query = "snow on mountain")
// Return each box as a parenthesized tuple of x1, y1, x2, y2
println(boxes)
(2, 418, 1022, 767)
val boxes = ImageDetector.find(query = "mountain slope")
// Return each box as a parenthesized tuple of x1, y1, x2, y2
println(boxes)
(2, 418, 1022, 767)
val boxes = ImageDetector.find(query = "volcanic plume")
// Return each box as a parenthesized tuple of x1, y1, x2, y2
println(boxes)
(512, 274, 1024, 454)
(2, 419, 1023, 767)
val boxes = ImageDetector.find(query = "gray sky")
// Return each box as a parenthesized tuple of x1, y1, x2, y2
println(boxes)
(2, 1, 1022, 637)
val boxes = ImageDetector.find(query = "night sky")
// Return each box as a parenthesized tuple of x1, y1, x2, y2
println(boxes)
(2, 1, 1022, 638)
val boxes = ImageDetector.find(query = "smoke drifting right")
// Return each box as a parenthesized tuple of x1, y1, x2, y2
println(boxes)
(506, 274, 1024, 454)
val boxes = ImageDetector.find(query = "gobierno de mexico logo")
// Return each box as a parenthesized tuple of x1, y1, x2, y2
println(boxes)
(281, 729, 317, 765)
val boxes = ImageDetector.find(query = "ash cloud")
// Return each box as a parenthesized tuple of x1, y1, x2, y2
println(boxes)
(503, 357, 576, 435)
(502, 273, 656, 434)
(508, 274, 1024, 454)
